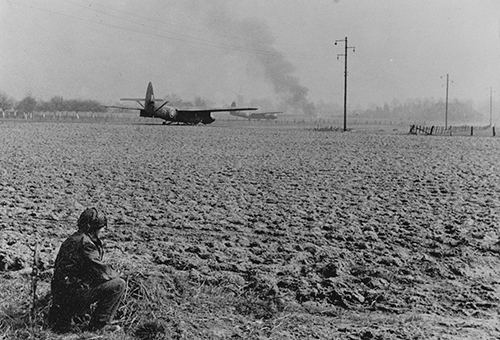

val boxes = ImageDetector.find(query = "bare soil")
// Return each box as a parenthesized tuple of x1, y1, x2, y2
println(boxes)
(0, 120, 499, 339)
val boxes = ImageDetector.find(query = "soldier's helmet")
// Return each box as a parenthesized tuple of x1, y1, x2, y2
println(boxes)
(77, 208, 107, 233)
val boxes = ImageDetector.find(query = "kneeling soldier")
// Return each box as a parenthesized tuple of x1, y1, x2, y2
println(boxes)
(49, 208, 125, 332)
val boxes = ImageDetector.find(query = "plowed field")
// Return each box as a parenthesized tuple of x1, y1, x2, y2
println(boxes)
(1, 120, 499, 339)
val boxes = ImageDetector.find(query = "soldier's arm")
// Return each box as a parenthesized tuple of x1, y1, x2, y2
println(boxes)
(81, 239, 119, 283)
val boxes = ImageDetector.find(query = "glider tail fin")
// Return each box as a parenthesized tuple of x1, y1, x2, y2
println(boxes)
(141, 82, 155, 117)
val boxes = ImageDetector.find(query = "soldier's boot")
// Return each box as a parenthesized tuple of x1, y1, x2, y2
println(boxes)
(48, 303, 73, 333)
(88, 278, 126, 331)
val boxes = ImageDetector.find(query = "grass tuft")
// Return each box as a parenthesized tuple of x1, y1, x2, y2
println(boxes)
(134, 321, 167, 340)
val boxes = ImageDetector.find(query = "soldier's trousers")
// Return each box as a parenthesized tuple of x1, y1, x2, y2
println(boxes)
(49, 277, 126, 332)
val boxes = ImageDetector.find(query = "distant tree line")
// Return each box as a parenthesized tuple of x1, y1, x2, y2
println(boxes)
(0, 91, 103, 113)
(35, 96, 103, 113)
(358, 98, 484, 122)
(0, 89, 487, 123)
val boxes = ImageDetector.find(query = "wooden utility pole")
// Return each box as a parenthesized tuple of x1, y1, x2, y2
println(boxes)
(490, 87, 493, 127)
(445, 73, 449, 129)
(334, 37, 355, 131)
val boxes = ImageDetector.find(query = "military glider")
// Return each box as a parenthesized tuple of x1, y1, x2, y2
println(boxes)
(228, 102, 283, 121)
(107, 82, 258, 125)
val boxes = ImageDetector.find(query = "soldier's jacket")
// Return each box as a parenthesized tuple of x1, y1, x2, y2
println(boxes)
(51, 231, 119, 296)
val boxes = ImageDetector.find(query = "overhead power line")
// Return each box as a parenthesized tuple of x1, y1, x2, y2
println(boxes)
(65, 0, 274, 51)
(12, 0, 309, 59)
(64, 0, 273, 54)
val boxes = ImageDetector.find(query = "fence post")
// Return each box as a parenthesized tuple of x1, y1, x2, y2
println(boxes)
(471, 126, 473, 136)
(493, 126, 496, 137)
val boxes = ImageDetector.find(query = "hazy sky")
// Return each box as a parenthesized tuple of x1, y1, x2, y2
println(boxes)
(1, 0, 499, 109)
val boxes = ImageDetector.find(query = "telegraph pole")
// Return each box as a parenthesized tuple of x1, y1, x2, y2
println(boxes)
(334, 37, 355, 131)
(490, 87, 493, 127)
(440, 74, 456, 127)
(445, 73, 449, 129)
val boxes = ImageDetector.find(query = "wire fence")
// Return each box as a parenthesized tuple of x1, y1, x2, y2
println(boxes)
(409, 124, 496, 137)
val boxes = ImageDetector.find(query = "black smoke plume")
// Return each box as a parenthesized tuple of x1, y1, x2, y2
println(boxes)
(205, 6, 316, 116)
